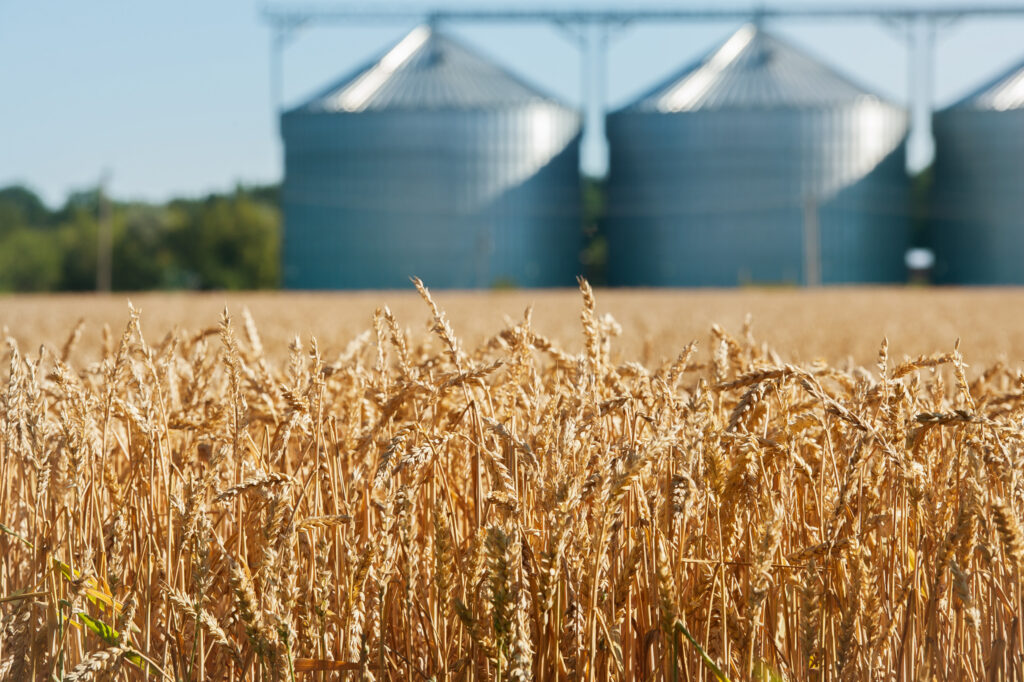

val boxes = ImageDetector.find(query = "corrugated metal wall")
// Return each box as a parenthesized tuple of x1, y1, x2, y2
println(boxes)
(930, 58, 1024, 284)
(606, 25, 910, 287)
(282, 27, 583, 290)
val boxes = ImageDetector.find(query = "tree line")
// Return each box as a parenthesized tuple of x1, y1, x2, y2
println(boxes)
(0, 184, 280, 292)
(0, 177, 615, 293)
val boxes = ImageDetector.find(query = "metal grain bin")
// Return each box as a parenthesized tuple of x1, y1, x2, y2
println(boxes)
(606, 24, 910, 287)
(931, 58, 1024, 284)
(282, 25, 583, 290)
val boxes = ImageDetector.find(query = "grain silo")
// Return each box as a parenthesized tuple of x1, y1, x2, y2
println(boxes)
(605, 24, 910, 287)
(282, 25, 582, 290)
(930, 57, 1024, 284)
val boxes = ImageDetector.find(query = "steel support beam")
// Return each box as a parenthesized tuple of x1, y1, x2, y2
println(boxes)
(262, 5, 1024, 25)
(261, 3, 1024, 172)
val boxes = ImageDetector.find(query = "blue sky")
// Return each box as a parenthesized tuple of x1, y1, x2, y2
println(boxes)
(2, 1, 1024, 205)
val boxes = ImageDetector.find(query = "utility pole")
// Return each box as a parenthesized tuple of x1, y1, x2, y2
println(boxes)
(96, 171, 112, 293)
(803, 195, 821, 287)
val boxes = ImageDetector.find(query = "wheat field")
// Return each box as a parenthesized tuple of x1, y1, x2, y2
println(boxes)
(1, 283, 1024, 680)
(4, 286, 1024, 368)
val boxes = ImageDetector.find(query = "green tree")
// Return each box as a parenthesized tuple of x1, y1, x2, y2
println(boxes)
(168, 189, 280, 290)
(0, 185, 49, 236)
(911, 164, 933, 249)
(111, 205, 178, 290)
(55, 209, 99, 291)
(0, 183, 281, 293)
(0, 228, 62, 292)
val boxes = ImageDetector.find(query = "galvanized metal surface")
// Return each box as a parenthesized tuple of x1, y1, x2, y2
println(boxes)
(946, 56, 1024, 112)
(299, 25, 558, 113)
(606, 24, 910, 287)
(282, 26, 583, 289)
(627, 24, 873, 112)
(931, 58, 1024, 284)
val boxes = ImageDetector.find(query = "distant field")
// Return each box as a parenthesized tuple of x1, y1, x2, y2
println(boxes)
(1, 287, 1023, 369)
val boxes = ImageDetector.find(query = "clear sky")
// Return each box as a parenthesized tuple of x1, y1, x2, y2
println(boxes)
(3, 1, 1024, 206)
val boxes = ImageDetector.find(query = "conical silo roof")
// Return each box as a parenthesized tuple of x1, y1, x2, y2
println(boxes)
(294, 24, 563, 113)
(945, 57, 1024, 111)
(622, 23, 889, 113)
